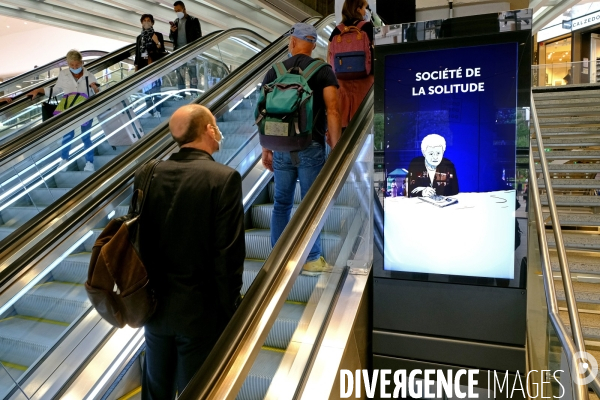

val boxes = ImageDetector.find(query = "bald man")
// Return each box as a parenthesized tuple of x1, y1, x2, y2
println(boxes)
(138, 104, 245, 400)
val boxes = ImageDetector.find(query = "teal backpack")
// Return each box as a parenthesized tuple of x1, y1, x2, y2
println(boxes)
(255, 60, 326, 152)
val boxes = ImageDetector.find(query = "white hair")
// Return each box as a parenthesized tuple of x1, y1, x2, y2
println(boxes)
(420, 134, 446, 153)
(66, 49, 83, 63)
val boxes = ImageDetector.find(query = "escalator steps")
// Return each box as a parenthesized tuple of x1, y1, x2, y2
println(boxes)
(237, 349, 284, 400)
(263, 303, 306, 349)
(242, 260, 318, 303)
(14, 282, 89, 323)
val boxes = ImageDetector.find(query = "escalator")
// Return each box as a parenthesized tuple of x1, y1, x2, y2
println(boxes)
(0, 50, 107, 98)
(0, 29, 269, 247)
(0, 44, 141, 143)
(0, 17, 337, 400)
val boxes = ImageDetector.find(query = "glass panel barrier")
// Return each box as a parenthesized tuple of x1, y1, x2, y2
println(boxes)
(0, 55, 135, 144)
(532, 61, 596, 87)
(0, 33, 266, 247)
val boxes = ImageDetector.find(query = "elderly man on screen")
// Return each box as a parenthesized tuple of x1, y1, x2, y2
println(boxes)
(407, 133, 459, 198)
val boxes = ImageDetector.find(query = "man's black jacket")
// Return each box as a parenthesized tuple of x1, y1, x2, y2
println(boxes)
(139, 148, 245, 336)
(169, 15, 202, 50)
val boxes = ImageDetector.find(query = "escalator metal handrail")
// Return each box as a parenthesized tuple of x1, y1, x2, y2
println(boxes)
(530, 92, 595, 399)
(179, 85, 372, 399)
(0, 50, 109, 94)
(0, 16, 328, 301)
(0, 29, 266, 171)
(0, 43, 137, 117)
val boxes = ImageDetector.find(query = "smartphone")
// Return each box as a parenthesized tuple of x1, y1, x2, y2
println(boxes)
(169, 21, 175, 26)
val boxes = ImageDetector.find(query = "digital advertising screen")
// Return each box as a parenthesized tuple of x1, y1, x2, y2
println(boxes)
(382, 42, 519, 280)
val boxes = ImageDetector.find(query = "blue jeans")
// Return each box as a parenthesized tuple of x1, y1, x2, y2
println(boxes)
(61, 119, 94, 163)
(271, 142, 325, 262)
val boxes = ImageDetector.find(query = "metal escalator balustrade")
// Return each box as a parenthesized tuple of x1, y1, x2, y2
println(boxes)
(0, 29, 268, 266)
(0, 44, 141, 143)
(528, 88, 600, 400)
(179, 85, 374, 400)
(0, 17, 329, 399)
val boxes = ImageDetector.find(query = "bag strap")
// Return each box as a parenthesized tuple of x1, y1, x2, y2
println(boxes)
(132, 160, 162, 215)
(356, 20, 367, 29)
(302, 60, 326, 81)
(273, 62, 287, 78)
(85, 76, 89, 97)
(67, 93, 81, 109)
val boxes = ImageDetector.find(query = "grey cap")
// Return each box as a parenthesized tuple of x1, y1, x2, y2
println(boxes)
(285, 22, 317, 43)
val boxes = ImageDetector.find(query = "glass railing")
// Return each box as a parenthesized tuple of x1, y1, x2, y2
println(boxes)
(0, 51, 108, 99)
(532, 61, 600, 87)
(0, 30, 267, 251)
(0, 48, 137, 143)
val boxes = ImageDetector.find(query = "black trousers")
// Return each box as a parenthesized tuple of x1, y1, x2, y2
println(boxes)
(141, 328, 216, 400)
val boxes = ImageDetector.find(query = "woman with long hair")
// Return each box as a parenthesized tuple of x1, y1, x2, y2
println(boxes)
(328, 0, 374, 130)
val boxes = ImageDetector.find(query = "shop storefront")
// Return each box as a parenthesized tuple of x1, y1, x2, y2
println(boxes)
(535, 3, 600, 86)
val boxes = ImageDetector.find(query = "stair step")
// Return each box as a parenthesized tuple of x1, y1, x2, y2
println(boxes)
(534, 150, 600, 160)
(238, 349, 284, 400)
(538, 116, 600, 125)
(242, 260, 318, 303)
(0, 317, 67, 366)
(536, 164, 600, 173)
(560, 310, 600, 340)
(52, 171, 93, 188)
(51, 253, 91, 284)
(264, 302, 306, 349)
(537, 106, 600, 116)
(0, 207, 41, 228)
(533, 138, 600, 147)
(540, 194, 600, 207)
(547, 231, 600, 251)
(14, 282, 89, 323)
(245, 230, 342, 264)
(539, 179, 600, 189)
(251, 204, 356, 234)
(267, 181, 357, 207)
(556, 281, 600, 304)
(217, 121, 255, 135)
(544, 213, 600, 226)
(533, 89, 600, 101)
(551, 253, 600, 275)
(537, 127, 600, 135)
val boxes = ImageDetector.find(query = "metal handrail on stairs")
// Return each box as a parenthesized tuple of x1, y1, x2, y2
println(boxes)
(530, 91, 599, 399)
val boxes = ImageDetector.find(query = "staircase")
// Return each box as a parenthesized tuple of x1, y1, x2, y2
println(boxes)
(533, 87, 600, 372)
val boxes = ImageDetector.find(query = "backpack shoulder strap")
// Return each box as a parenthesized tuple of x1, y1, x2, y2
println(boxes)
(273, 62, 287, 78)
(132, 159, 162, 215)
(356, 20, 368, 29)
(302, 60, 327, 81)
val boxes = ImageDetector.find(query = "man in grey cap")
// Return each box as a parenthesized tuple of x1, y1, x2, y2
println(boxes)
(261, 22, 341, 276)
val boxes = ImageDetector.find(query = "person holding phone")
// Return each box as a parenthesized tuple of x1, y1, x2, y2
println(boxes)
(169, 1, 202, 98)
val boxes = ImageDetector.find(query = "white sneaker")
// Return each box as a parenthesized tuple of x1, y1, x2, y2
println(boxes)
(84, 161, 95, 172)
(57, 159, 68, 170)
(154, 111, 161, 118)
